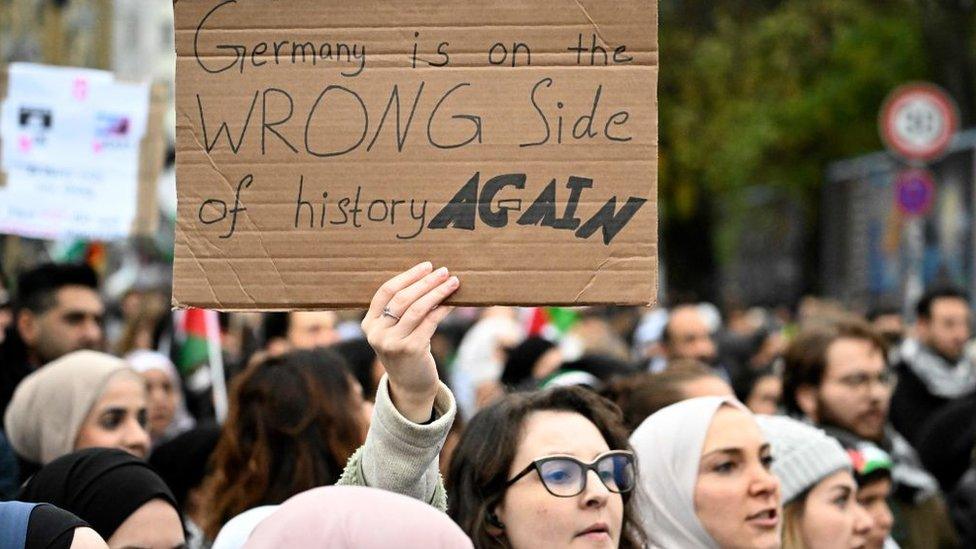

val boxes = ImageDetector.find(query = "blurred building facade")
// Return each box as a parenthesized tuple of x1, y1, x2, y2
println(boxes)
(822, 130, 976, 315)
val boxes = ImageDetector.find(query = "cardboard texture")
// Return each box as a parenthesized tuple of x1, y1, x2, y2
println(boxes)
(173, 0, 658, 309)
(133, 81, 167, 236)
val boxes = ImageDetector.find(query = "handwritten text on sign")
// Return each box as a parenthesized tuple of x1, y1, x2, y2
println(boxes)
(175, 0, 658, 308)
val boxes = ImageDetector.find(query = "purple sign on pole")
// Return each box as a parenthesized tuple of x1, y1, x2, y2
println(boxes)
(894, 169, 936, 217)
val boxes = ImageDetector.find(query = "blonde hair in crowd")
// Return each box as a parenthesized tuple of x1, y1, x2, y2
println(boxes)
(781, 499, 806, 549)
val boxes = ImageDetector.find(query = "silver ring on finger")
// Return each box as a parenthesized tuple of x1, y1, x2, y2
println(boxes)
(382, 306, 401, 322)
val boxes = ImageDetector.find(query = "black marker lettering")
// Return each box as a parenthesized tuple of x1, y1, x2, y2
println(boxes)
(398, 199, 428, 239)
(320, 191, 329, 227)
(576, 196, 646, 244)
(427, 172, 478, 230)
(294, 175, 313, 228)
(432, 42, 450, 67)
(568, 33, 585, 65)
(346, 45, 366, 77)
(197, 91, 258, 154)
(488, 43, 507, 65)
(350, 186, 363, 227)
(198, 199, 227, 224)
(305, 85, 368, 157)
(411, 31, 420, 68)
(273, 40, 288, 64)
(613, 45, 633, 63)
(573, 85, 601, 139)
(368, 199, 388, 222)
(367, 83, 424, 152)
(427, 83, 482, 149)
(389, 199, 405, 224)
(511, 42, 531, 67)
(589, 34, 607, 66)
(261, 88, 297, 154)
(251, 42, 268, 67)
(517, 179, 558, 226)
(221, 174, 253, 239)
(333, 198, 350, 225)
(194, 0, 242, 74)
(519, 78, 553, 148)
(552, 176, 592, 230)
(604, 111, 631, 141)
(479, 173, 526, 227)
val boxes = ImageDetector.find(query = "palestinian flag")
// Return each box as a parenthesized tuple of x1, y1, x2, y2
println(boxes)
(175, 308, 211, 374)
(57, 239, 107, 274)
(173, 308, 230, 423)
(524, 307, 579, 339)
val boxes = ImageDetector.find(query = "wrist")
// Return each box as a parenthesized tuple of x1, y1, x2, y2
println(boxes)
(387, 379, 439, 424)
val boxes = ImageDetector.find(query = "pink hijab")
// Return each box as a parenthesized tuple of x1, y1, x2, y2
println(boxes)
(244, 486, 472, 548)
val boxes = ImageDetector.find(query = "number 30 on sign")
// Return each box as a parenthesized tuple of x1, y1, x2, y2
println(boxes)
(880, 83, 959, 162)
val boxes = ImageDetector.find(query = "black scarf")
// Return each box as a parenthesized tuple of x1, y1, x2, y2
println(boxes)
(18, 448, 178, 539)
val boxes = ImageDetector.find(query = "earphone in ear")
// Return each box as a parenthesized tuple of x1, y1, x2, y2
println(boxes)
(486, 510, 505, 529)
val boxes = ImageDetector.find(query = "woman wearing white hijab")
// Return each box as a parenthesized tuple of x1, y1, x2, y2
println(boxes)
(630, 396, 782, 549)
(125, 350, 195, 448)
(211, 506, 277, 549)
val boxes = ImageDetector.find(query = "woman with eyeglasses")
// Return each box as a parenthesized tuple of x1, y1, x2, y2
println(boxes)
(350, 262, 642, 547)
(447, 385, 641, 547)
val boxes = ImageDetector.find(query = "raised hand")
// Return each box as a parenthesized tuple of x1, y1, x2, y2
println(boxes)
(361, 262, 459, 423)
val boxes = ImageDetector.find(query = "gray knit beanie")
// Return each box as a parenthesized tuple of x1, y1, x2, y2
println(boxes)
(755, 415, 851, 504)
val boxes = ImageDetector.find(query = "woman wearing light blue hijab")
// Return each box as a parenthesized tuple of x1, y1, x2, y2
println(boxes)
(0, 501, 106, 548)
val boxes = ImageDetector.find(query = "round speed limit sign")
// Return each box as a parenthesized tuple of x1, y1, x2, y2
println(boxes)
(880, 83, 959, 162)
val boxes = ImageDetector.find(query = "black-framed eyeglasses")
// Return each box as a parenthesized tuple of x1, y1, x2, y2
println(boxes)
(505, 450, 636, 498)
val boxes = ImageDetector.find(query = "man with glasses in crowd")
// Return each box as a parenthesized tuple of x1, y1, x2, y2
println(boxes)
(781, 319, 959, 548)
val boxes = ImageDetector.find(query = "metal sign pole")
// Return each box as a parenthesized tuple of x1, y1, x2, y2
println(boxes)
(904, 216, 925, 322)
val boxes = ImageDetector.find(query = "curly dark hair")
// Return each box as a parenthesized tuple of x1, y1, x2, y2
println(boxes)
(446, 386, 644, 548)
(199, 348, 365, 538)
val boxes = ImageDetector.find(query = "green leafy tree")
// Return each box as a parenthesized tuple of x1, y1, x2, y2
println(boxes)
(660, 0, 932, 299)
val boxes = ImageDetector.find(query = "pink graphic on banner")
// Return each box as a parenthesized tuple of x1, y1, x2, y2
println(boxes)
(17, 135, 32, 153)
(72, 78, 89, 101)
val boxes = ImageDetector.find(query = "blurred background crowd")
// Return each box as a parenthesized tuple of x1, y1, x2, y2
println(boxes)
(0, 260, 975, 547)
(4, 0, 976, 547)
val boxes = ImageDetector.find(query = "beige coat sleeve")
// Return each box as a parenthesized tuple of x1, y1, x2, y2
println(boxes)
(338, 374, 455, 510)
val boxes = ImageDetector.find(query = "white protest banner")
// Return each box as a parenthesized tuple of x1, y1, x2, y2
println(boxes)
(0, 63, 151, 240)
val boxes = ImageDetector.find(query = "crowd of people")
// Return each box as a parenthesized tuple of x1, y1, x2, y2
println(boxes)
(0, 259, 973, 548)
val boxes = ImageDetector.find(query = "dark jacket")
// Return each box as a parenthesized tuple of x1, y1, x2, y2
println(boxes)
(891, 339, 976, 447)
(891, 360, 954, 446)
(0, 328, 34, 424)
(917, 393, 976, 492)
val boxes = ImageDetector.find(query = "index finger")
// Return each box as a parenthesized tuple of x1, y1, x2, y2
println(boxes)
(366, 261, 433, 320)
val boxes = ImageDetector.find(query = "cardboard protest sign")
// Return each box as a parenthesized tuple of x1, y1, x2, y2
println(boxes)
(0, 63, 162, 240)
(173, 0, 658, 309)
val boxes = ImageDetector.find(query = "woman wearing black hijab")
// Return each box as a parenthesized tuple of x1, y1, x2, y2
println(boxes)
(0, 501, 105, 548)
(149, 424, 221, 547)
(18, 448, 185, 548)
